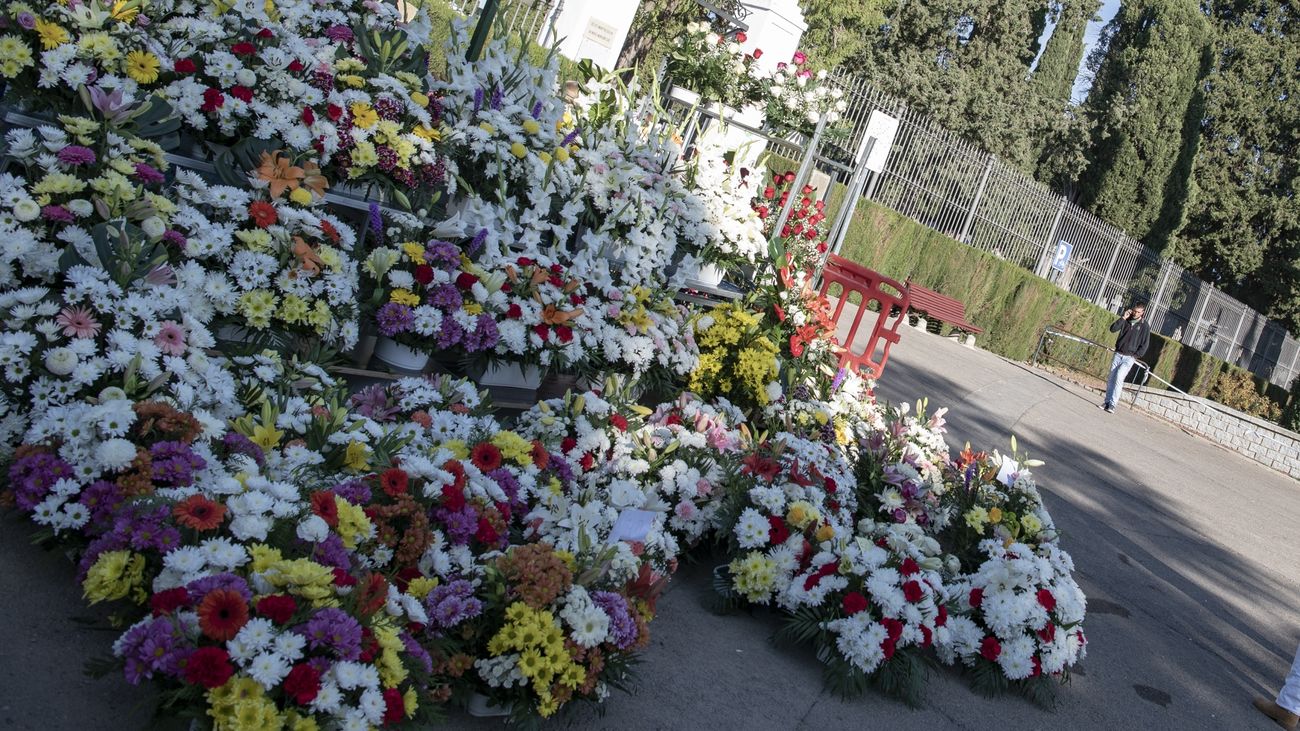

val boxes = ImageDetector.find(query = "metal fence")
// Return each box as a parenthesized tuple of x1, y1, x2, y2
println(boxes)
(444, 0, 562, 44)
(814, 71, 1300, 389)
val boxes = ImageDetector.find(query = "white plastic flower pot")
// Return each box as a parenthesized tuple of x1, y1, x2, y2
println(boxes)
(476, 362, 541, 390)
(372, 337, 430, 374)
(466, 692, 510, 718)
(686, 263, 726, 288)
(668, 85, 701, 108)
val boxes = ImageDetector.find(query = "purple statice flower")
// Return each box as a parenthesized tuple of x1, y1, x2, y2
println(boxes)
(428, 283, 462, 312)
(435, 504, 479, 545)
(162, 229, 187, 248)
(299, 607, 363, 660)
(424, 579, 483, 630)
(133, 163, 165, 185)
(56, 145, 97, 166)
(324, 25, 353, 42)
(472, 87, 484, 114)
(78, 479, 126, 529)
(375, 302, 414, 337)
(830, 367, 847, 393)
(330, 479, 371, 505)
(349, 384, 398, 422)
(186, 573, 253, 604)
(149, 441, 206, 487)
(15, 11, 35, 29)
(401, 632, 433, 674)
(8, 451, 74, 511)
(308, 533, 351, 570)
(434, 316, 465, 350)
(561, 128, 581, 147)
(222, 431, 265, 467)
(425, 240, 460, 270)
(467, 228, 487, 257)
(489, 84, 503, 111)
(531, 101, 543, 119)
(592, 591, 638, 649)
(368, 202, 383, 244)
(41, 205, 75, 223)
(115, 616, 189, 684)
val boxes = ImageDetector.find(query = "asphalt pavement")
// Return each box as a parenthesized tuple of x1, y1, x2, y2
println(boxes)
(2, 327, 1297, 730)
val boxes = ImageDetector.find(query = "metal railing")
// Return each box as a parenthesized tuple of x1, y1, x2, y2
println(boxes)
(805, 71, 1300, 389)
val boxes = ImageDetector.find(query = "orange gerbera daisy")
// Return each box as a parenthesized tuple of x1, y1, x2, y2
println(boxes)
(173, 494, 226, 531)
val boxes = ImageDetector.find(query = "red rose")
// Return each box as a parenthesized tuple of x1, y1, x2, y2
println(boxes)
(379, 468, 409, 497)
(979, 636, 1001, 661)
(256, 594, 298, 624)
(902, 580, 924, 603)
(475, 515, 500, 544)
(767, 515, 790, 544)
(231, 42, 257, 55)
(150, 587, 191, 617)
(172, 58, 196, 74)
(783, 171, 797, 183)
(555, 325, 574, 343)
(288, 59, 305, 72)
(470, 442, 502, 472)
(301, 106, 315, 126)
(440, 482, 466, 511)
(753, 48, 763, 59)
(569, 293, 584, 305)
(382, 687, 405, 725)
(609, 414, 628, 432)
(283, 663, 321, 705)
(454, 272, 479, 289)
(881, 617, 904, 641)
(735, 31, 747, 42)
(532, 323, 550, 342)
(256, 28, 273, 39)
(1036, 588, 1057, 612)
(414, 265, 434, 285)
(517, 256, 534, 266)
(311, 490, 338, 527)
(229, 85, 253, 103)
(183, 647, 234, 689)
(326, 103, 343, 120)
(969, 588, 983, 608)
(900, 558, 920, 576)
(841, 591, 868, 616)
(200, 88, 224, 112)
(762, 186, 775, 200)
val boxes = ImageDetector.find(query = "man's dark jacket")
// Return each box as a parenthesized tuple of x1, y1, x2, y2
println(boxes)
(1110, 316, 1151, 358)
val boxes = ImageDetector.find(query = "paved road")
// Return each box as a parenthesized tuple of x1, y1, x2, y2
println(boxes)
(3, 328, 1297, 729)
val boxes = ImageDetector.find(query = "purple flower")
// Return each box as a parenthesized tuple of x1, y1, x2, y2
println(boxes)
(424, 579, 482, 630)
(435, 504, 479, 545)
(324, 25, 353, 42)
(299, 608, 363, 660)
(490, 84, 503, 111)
(375, 302, 414, 336)
(531, 101, 543, 119)
(349, 384, 398, 421)
(467, 228, 487, 257)
(88, 85, 128, 120)
(8, 451, 74, 511)
(16, 11, 35, 29)
(473, 87, 484, 114)
(221, 430, 265, 467)
(115, 616, 189, 684)
(401, 632, 433, 674)
(460, 313, 498, 352)
(434, 316, 464, 350)
(891, 507, 908, 523)
(41, 205, 75, 223)
(830, 367, 846, 393)
(548, 454, 576, 485)
(133, 163, 165, 185)
(162, 230, 187, 249)
(487, 468, 520, 508)
(368, 202, 383, 244)
(78, 479, 125, 529)
(425, 240, 460, 269)
(56, 145, 97, 166)
(561, 128, 581, 147)
(186, 573, 252, 604)
(149, 441, 206, 486)
(428, 283, 462, 312)
(592, 591, 638, 649)
(308, 533, 352, 570)
(330, 479, 371, 505)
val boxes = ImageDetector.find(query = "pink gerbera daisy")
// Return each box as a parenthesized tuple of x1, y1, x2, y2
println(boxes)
(154, 320, 187, 355)
(55, 306, 100, 338)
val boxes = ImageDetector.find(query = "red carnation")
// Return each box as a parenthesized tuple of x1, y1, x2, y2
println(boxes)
(767, 515, 790, 545)
(454, 272, 479, 289)
(380, 468, 409, 497)
(936, 604, 948, 627)
(229, 85, 253, 103)
(921, 625, 933, 646)
(609, 414, 628, 432)
(554, 325, 574, 343)
(881, 617, 904, 641)
(382, 687, 405, 724)
(735, 31, 748, 42)
(283, 663, 322, 705)
(311, 490, 338, 527)
(1036, 588, 1057, 612)
(470, 442, 502, 472)
(326, 103, 342, 120)
(358, 573, 389, 616)
(533, 323, 551, 342)
(256, 28, 273, 39)
(841, 591, 868, 616)
(183, 646, 234, 689)
(881, 638, 896, 660)
(150, 587, 191, 617)
(900, 558, 920, 576)
(197, 589, 249, 641)
(580, 452, 596, 471)
(231, 42, 257, 55)
(902, 580, 924, 603)
(414, 265, 434, 285)
(969, 588, 984, 608)
(443, 459, 466, 489)
(332, 567, 358, 587)
(506, 303, 523, 319)
(173, 58, 196, 74)
(301, 106, 315, 126)
(440, 482, 466, 511)
(475, 515, 500, 544)
(1038, 623, 1056, 643)
(256, 594, 298, 624)
(1032, 655, 1043, 677)
(288, 59, 305, 72)
(979, 636, 1001, 661)
(200, 88, 224, 112)
(248, 200, 277, 228)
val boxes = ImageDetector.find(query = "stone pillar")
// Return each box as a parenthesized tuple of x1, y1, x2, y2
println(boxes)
(548, 0, 641, 70)
(739, 0, 807, 71)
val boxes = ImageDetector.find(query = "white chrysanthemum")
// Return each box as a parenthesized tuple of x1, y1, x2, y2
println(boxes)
(734, 507, 770, 549)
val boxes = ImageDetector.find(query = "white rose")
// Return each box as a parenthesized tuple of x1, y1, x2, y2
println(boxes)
(44, 347, 78, 375)
(817, 69, 828, 79)
(141, 216, 166, 239)
(727, 42, 741, 54)
(235, 68, 257, 87)
(12, 199, 39, 222)
(706, 32, 720, 45)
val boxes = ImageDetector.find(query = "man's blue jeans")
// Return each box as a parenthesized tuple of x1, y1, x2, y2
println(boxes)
(1105, 353, 1136, 408)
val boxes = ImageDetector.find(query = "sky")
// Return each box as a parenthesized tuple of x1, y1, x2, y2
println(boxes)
(1029, 0, 1124, 103)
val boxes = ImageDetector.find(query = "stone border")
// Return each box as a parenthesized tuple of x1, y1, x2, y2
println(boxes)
(1125, 385, 1300, 480)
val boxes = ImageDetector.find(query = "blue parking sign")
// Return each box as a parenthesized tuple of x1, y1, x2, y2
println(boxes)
(1051, 241, 1072, 272)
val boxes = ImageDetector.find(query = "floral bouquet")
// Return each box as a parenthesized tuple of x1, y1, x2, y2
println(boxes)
(753, 170, 831, 273)
(760, 51, 849, 138)
(584, 283, 699, 383)
(688, 302, 781, 414)
(685, 138, 768, 272)
(666, 24, 762, 109)
(490, 253, 592, 373)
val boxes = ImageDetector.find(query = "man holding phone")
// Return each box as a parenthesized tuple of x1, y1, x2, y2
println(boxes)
(1101, 302, 1151, 413)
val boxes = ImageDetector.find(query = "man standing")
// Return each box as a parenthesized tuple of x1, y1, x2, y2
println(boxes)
(1101, 302, 1151, 413)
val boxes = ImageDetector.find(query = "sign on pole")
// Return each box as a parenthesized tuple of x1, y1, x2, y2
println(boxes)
(863, 111, 899, 173)
(1050, 240, 1073, 273)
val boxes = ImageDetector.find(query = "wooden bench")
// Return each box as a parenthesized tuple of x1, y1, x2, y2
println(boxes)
(904, 280, 984, 343)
